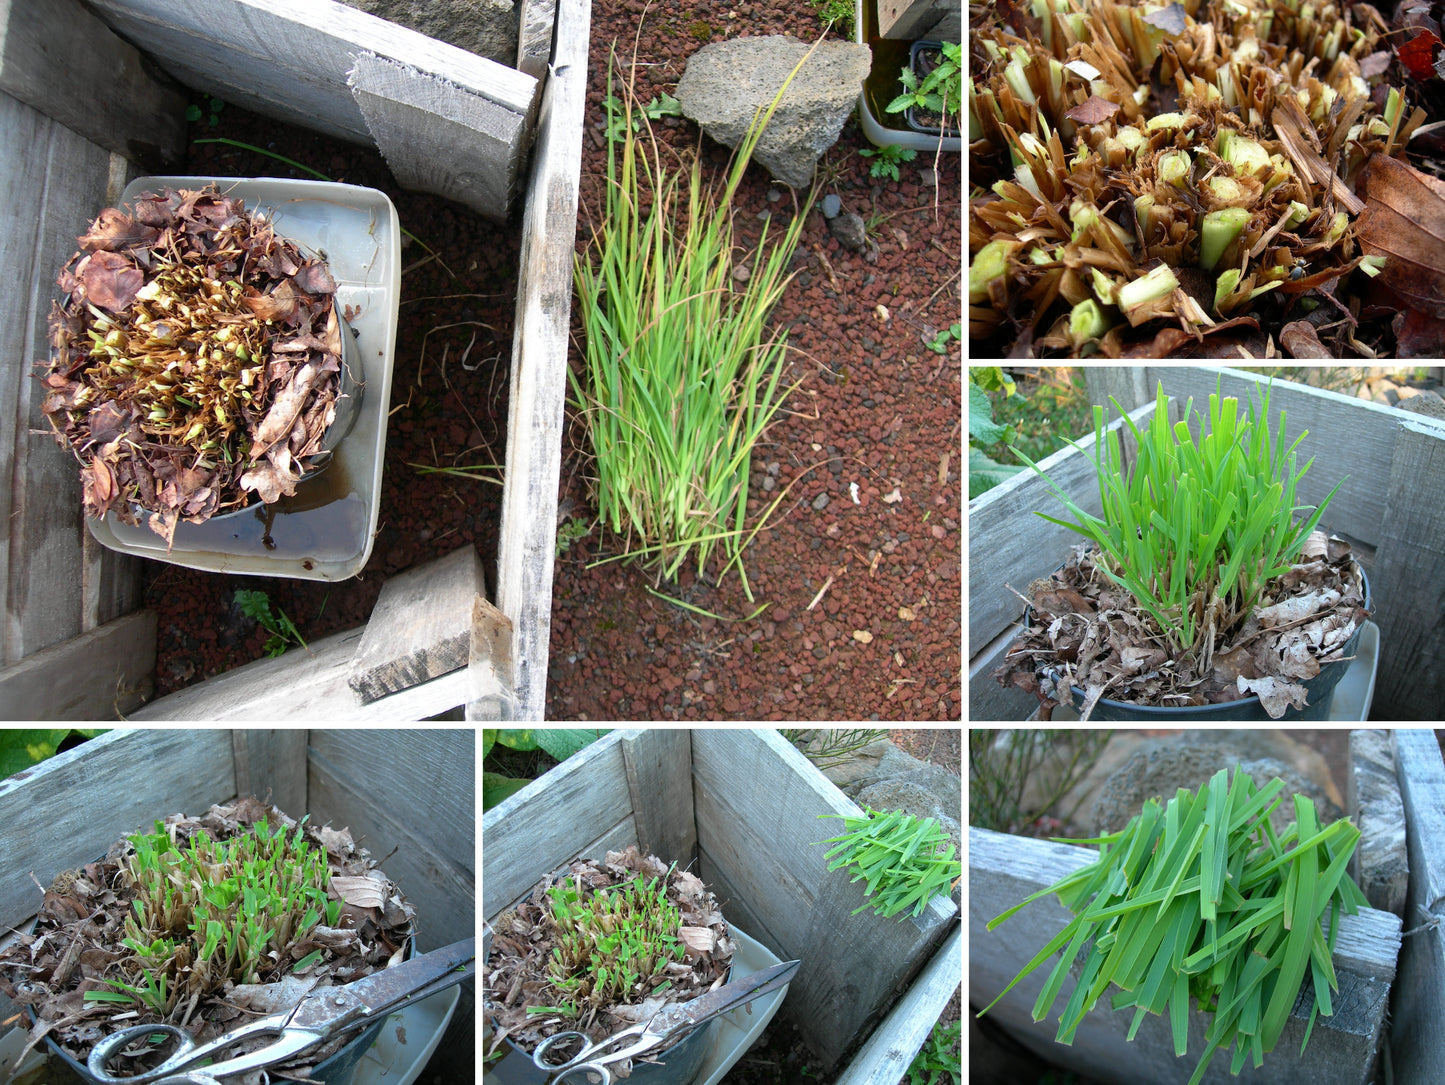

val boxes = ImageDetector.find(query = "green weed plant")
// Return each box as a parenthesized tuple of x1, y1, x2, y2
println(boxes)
(536, 870, 687, 1017)
(235, 589, 305, 657)
(817, 807, 960, 919)
(572, 49, 818, 597)
(87, 817, 341, 1016)
(980, 768, 1366, 1085)
(904, 1019, 961, 1085)
(859, 143, 917, 181)
(1012, 379, 1342, 663)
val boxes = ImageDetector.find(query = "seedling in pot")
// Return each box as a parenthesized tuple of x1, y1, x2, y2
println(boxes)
(979, 767, 1367, 1085)
(816, 807, 960, 919)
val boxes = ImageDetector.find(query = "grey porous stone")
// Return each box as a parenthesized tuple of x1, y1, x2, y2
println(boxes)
(847, 745, 962, 859)
(676, 35, 872, 189)
(342, 0, 519, 66)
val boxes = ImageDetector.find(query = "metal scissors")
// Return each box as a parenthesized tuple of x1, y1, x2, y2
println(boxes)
(86, 937, 475, 1085)
(531, 959, 801, 1085)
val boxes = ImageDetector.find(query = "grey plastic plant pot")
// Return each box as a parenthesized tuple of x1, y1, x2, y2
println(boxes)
(1030, 563, 1371, 722)
(853, 0, 962, 153)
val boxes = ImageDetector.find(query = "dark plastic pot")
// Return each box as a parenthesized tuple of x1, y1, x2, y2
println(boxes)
(903, 41, 961, 138)
(1031, 562, 1371, 722)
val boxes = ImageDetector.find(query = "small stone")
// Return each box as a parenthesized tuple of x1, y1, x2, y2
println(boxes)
(766, 188, 782, 202)
(733, 264, 752, 282)
(919, 168, 938, 187)
(821, 193, 842, 219)
(812, 492, 830, 511)
(828, 211, 868, 251)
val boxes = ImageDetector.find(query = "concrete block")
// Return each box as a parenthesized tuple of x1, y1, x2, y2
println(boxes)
(1348, 729, 1409, 917)
(970, 827, 1400, 1085)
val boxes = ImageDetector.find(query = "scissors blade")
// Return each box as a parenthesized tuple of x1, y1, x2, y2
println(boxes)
(338, 937, 476, 1017)
(672, 960, 801, 1029)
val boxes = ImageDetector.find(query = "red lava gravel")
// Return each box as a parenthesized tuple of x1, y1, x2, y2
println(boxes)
(144, 0, 962, 721)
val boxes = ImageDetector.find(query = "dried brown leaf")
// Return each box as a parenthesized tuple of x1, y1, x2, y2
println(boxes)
(1357, 153, 1445, 318)
(78, 251, 144, 312)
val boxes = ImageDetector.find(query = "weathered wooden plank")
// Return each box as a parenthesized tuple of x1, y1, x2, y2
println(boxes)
(0, 609, 155, 720)
(968, 399, 1157, 650)
(467, 594, 515, 720)
(1108, 366, 1403, 548)
(833, 934, 960, 1085)
(347, 51, 534, 221)
(0, 730, 237, 930)
(1347, 729, 1408, 917)
(971, 826, 1400, 1085)
(481, 728, 636, 919)
(0, 0, 185, 166)
(307, 729, 474, 947)
(692, 728, 955, 1069)
(1390, 729, 1445, 1085)
(1370, 419, 1445, 720)
(621, 728, 696, 866)
(130, 623, 469, 720)
(494, 0, 589, 721)
(348, 545, 483, 703)
(231, 729, 308, 814)
(876, 0, 962, 40)
(516, 0, 560, 81)
(88, 0, 536, 210)
(968, 621, 1042, 722)
(1, 93, 112, 664)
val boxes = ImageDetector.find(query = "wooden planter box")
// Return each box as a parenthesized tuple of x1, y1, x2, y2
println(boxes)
(970, 365, 1445, 721)
(0, 728, 475, 1075)
(482, 729, 960, 1083)
(0, 0, 590, 720)
(969, 729, 1413, 1085)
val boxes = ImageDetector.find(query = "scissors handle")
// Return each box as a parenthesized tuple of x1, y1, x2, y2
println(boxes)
(86, 1017, 325, 1084)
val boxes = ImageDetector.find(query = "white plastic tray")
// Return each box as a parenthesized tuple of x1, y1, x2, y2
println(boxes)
(354, 982, 461, 1085)
(85, 176, 400, 581)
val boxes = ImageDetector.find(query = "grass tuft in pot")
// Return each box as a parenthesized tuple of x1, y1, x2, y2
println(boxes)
(978, 766, 1368, 1085)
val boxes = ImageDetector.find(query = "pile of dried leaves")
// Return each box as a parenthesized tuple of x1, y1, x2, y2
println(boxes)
(0, 797, 413, 1081)
(995, 531, 1369, 719)
(484, 846, 734, 1078)
(38, 185, 351, 546)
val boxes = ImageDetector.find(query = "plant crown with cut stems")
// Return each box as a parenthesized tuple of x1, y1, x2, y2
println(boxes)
(572, 43, 819, 599)
(534, 867, 688, 1017)
(1011, 378, 1343, 664)
(86, 816, 342, 1016)
(816, 807, 960, 919)
(979, 767, 1367, 1085)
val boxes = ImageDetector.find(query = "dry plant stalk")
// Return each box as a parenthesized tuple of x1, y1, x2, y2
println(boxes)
(39, 185, 351, 545)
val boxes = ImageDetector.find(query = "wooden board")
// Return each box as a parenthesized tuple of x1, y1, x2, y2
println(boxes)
(0, 0, 185, 167)
(493, 0, 589, 720)
(87, 0, 536, 216)
(968, 399, 1158, 652)
(692, 728, 956, 1069)
(231, 728, 308, 814)
(130, 622, 470, 720)
(348, 544, 483, 702)
(621, 728, 696, 866)
(0, 91, 114, 666)
(1369, 419, 1445, 719)
(969, 622, 1045, 722)
(468, 594, 515, 719)
(0, 609, 155, 719)
(833, 935, 960, 1085)
(481, 728, 636, 920)
(876, 0, 962, 41)
(516, 0, 560, 81)
(971, 826, 1400, 1085)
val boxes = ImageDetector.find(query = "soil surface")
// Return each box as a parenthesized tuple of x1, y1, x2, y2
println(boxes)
(138, 0, 961, 721)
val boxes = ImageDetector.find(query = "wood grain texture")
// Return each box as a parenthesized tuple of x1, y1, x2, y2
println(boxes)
(494, 0, 589, 720)
(0, 0, 185, 165)
(231, 729, 308, 813)
(481, 728, 635, 919)
(0, 93, 110, 665)
(968, 621, 1043, 721)
(968, 399, 1157, 651)
(307, 729, 474, 946)
(1389, 729, 1445, 1085)
(516, 0, 560, 80)
(1370, 419, 1445, 719)
(876, 0, 961, 40)
(0, 729, 236, 930)
(347, 545, 483, 703)
(833, 934, 960, 1085)
(621, 728, 696, 866)
(971, 826, 1400, 1085)
(348, 51, 534, 220)
(693, 729, 956, 1069)
(131, 623, 468, 720)
(0, 609, 155, 719)
(467, 594, 514, 720)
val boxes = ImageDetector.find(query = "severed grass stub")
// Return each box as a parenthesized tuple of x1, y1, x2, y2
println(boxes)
(978, 767, 1368, 1085)
(38, 184, 352, 547)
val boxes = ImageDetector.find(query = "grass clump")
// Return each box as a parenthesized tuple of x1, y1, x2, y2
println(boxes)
(538, 870, 687, 1017)
(1012, 378, 1342, 664)
(572, 50, 817, 598)
(89, 817, 340, 1015)
(817, 807, 960, 919)
(979, 767, 1366, 1085)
